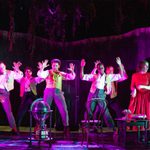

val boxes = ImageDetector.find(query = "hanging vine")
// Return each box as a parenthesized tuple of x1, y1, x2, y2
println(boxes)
(27, 0, 96, 41)
(6, 0, 96, 45)
(7, 0, 15, 52)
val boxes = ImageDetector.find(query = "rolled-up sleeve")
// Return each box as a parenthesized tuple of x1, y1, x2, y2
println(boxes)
(61, 71, 76, 80)
(13, 71, 23, 80)
(37, 70, 49, 79)
(34, 77, 44, 84)
(82, 74, 94, 81)
(107, 74, 121, 82)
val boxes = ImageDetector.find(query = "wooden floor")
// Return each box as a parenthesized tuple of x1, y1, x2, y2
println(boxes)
(0, 126, 149, 150)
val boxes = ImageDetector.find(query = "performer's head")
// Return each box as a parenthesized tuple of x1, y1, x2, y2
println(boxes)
(138, 60, 149, 73)
(24, 67, 33, 78)
(96, 63, 105, 75)
(51, 59, 61, 71)
(106, 66, 114, 74)
(0, 61, 6, 74)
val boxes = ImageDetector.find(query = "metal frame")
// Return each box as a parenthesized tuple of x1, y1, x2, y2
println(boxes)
(29, 110, 53, 147)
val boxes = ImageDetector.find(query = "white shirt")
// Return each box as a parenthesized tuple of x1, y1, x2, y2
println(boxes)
(82, 73, 123, 94)
(0, 70, 23, 91)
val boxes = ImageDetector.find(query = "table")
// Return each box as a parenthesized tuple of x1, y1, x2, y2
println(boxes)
(116, 119, 149, 146)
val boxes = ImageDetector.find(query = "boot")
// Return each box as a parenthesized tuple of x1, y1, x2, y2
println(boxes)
(11, 127, 20, 136)
(64, 126, 70, 139)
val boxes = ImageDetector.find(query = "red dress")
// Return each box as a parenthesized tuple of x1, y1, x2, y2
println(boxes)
(128, 72, 150, 120)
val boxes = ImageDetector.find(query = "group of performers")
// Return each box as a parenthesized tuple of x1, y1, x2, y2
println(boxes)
(0, 57, 149, 138)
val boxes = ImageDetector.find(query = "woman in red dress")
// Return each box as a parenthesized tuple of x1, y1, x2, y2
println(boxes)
(128, 60, 150, 123)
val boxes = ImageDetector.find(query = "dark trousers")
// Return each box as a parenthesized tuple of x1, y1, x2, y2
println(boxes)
(0, 89, 16, 129)
(94, 96, 123, 127)
(17, 92, 36, 128)
(85, 89, 115, 129)
(107, 96, 123, 119)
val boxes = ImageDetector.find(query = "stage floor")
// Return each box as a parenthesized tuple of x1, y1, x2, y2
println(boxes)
(0, 126, 149, 150)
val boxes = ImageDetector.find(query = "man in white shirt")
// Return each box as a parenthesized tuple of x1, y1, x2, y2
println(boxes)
(0, 61, 23, 134)
(37, 59, 76, 137)
(93, 65, 128, 121)
(80, 57, 127, 131)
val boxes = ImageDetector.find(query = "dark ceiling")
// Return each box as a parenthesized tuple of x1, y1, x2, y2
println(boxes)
(0, 0, 150, 41)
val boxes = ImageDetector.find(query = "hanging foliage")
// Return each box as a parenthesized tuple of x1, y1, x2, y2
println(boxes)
(27, 0, 96, 41)
(7, 0, 15, 51)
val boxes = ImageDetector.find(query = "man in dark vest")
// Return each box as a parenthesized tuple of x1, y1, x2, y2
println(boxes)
(17, 67, 43, 132)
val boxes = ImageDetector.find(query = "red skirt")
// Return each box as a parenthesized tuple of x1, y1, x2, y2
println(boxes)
(128, 91, 150, 120)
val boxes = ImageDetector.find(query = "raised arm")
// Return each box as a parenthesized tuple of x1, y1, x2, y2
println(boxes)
(116, 57, 128, 80)
(37, 59, 49, 78)
(12, 61, 23, 80)
(80, 59, 86, 79)
(91, 60, 101, 74)
(37, 59, 49, 71)
(80, 59, 95, 81)
(60, 63, 76, 80)
(12, 61, 22, 72)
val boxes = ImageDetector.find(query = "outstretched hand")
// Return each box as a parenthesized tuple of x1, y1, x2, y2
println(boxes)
(94, 60, 101, 68)
(13, 61, 22, 71)
(116, 57, 122, 65)
(37, 59, 49, 70)
(67, 63, 75, 72)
